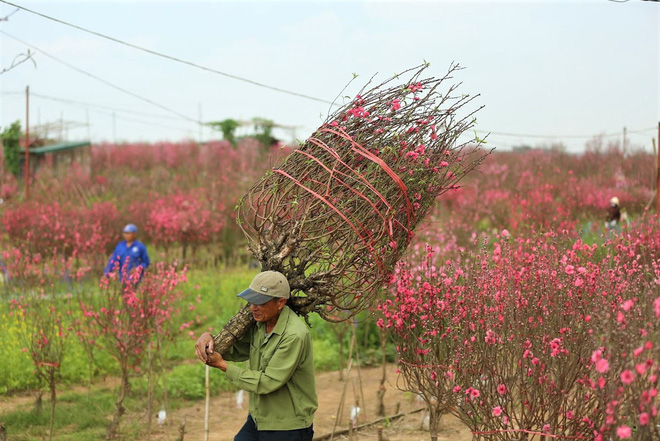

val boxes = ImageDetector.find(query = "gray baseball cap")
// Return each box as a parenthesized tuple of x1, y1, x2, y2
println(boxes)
(238, 271, 290, 305)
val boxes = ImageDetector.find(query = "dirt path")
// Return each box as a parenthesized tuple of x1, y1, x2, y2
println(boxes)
(151, 364, 472, 441)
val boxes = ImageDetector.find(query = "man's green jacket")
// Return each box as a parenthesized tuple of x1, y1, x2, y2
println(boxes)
(224, 305, 318, 430)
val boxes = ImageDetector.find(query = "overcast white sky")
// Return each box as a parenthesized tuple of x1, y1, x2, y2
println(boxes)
(0, 0, 658, 152)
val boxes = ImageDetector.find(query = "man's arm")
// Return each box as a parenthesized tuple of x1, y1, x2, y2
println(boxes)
(195, 328, 251, 364)
(104, 245, 120, 275)
(140, 244, 150, 270)
(223, 333, 308, 395)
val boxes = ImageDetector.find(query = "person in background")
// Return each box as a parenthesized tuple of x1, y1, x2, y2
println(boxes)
(104, 224, 150, 281)
(605, 197, 621, 232)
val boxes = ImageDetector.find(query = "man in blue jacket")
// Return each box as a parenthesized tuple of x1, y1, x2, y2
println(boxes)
(104, 224, 150, 282)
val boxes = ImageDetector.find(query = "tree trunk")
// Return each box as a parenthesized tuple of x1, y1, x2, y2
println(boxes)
(106, 370, 129, 440)
(156, 334, 170, 415)
(212, 305, 255, 355)
(376, 328, 387, 417)
(34, 390, 43, 414)
(338, 329, 345, 381)
(87, 349, 94, 397)
(48, 371, 56, 441)
(175, 416, 187, 441)
(428, 406, 440, 441)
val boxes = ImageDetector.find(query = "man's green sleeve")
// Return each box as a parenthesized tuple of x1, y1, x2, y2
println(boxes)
(225, 333, 306, 395)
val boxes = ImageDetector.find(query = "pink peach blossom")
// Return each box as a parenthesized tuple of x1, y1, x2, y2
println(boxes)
(595, 358, 609, 373)
(620, 370, 635, 385)
(616, 425, 631, 438)
(621, 299, 634, 311)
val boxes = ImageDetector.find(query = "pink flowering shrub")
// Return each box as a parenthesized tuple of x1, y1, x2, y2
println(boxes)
(435, 147, 655, 242)
(0, 173, 18, 200)
(1, 244, 93, 289)
(9, 293, 71, 389)
(129, 191, 224, 259)
(1, 201, 120, 263)
(10, 293, 72, 439)
(377, 245, 463, 440)
(1, 137, 287, 269)
(6, 250, 79, 439)
(79, 263, 187, 438)
(379, 219, 659, 440)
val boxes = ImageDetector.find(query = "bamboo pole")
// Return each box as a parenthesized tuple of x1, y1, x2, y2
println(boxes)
(352, 325, 367, 421)
(204, 365, 210, 441)
(330, 358, 353, 441)
(330, 333, 357, 441)
(147, 344, 152, 439)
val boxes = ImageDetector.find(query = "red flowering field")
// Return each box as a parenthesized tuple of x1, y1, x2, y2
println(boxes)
(0, 138, 657, 440)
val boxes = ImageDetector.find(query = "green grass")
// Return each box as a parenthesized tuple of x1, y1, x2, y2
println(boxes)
(184, 267, 256, 333)
(2, 390, 114, 441)
(1, 363, 239, 441)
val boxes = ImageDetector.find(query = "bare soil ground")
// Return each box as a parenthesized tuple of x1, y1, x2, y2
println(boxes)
(0, 365, 472, 440)
(152, 364, 473, 441)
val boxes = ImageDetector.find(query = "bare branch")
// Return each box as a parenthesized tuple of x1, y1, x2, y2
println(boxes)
(0, 49, 36, 75)
(0, 7, 19, 21)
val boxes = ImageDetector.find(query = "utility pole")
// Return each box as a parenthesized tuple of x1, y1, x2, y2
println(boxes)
(86, 109, 91, 141)
(198, 103, 203, 144)
(622, 126, 627, 156)
(25, 85, 30, 199)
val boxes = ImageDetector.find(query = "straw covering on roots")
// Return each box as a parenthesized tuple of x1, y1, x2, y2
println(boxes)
(213, 62, 490, 354)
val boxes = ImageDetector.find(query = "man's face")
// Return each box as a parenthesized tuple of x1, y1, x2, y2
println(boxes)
(123, 232, 137, 242)
(249, 297, 287, 323)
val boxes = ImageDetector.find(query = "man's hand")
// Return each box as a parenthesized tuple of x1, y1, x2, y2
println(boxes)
(195, 332, 215, 364)
(194, 332, 228, 371)
(206, 352, 228, 372)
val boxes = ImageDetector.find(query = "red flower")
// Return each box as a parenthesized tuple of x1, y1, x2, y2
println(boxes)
(621, 299, 634, 311)
(616, 425, 631, 439)
(595, 358, 609, 373)
(620, 370, 634, 385)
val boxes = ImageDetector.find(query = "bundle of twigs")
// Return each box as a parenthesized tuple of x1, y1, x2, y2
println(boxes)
(213, 62, 490, 354)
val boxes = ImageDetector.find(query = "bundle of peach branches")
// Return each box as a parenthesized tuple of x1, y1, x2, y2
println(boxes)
(214, 62, 490, 353)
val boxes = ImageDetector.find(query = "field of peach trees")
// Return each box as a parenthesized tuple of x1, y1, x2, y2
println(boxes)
(0, 136, 658, 440)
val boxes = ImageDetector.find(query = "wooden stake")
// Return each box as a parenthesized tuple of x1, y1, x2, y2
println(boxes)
(204, 365, 210, 441)
(352, 324, 367, 420)
(147, 344, 153, 440)
(330, 333, 357, 441)
(330, 358, 353, 441)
